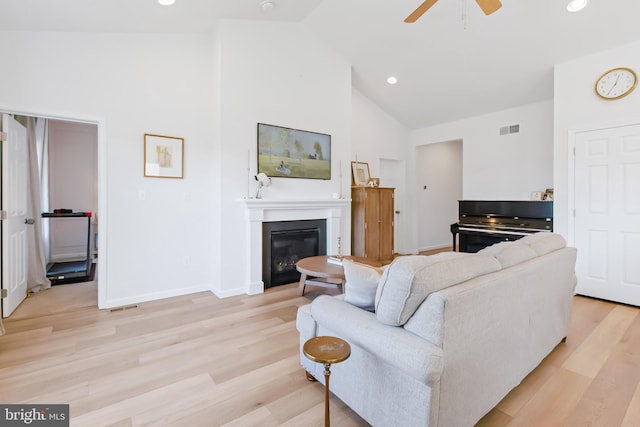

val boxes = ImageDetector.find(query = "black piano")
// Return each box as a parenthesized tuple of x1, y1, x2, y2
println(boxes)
(451, 200, 553, 253)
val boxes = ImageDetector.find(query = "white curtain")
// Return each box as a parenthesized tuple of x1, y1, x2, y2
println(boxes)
(26, 117, 51, 291)
(35, 118, 50, 263)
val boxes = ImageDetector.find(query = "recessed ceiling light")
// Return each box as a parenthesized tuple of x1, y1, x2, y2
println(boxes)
(158, 0, 175, 6)
(261, 1, 275, 12)
(566, 0, 587, 12)
(387, 76, 398, 85)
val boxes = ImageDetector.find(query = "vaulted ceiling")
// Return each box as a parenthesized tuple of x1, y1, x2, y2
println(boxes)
(3, 0, 640, 128)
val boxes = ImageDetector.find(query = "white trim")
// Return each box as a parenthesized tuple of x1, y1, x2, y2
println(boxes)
(567, 128, 576, 247)
(237, 198, 351, 295)
(103, 283, 213, 309)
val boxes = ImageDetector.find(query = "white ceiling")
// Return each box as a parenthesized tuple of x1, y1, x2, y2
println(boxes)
(3, 0, 640, 129)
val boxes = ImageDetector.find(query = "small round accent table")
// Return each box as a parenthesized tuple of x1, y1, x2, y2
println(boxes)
(303, 336, 351, 427)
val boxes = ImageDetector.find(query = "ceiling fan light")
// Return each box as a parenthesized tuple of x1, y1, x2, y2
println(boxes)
(566, 0, 587, 13)
(158, 0, 175, 5)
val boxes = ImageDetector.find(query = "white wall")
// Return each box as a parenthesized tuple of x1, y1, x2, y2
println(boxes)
(215, 21, 353, 296)
(0, 31, 217, 308)
(0, 25, 406, 305)
(351, 89, 410, 178)
(554, 40, 640, 242)
(411, 100, 554, 200)
(351, 89, 411, 253)
(407, 100, 553, 252)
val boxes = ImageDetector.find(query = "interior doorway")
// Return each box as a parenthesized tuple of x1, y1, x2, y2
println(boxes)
(1, 111, 101, 317)
(416, 139, 463, 251)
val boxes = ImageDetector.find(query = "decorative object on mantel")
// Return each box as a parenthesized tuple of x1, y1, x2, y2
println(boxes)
(351, 161, 370, 187)
(144, 134, 184, 178)
(254, 173, 271, 199)
(257, 123, 331, 180)
(368, 178, 380, 187)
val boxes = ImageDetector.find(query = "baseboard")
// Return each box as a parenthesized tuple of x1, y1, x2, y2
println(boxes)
(100, 283, 213, 309)
(211, 280, 264, 299)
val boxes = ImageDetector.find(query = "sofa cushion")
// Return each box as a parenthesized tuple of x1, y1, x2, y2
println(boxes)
(375, 253, 501, 326)
(343, 260, 385, 311)
(478, 241, 537, 268)
(518, 232, 566, 256)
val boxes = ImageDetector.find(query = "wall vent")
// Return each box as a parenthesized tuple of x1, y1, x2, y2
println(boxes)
(500, 124, 520, 136)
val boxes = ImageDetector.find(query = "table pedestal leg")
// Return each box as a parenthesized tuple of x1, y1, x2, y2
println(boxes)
(323, 362, 332, 427)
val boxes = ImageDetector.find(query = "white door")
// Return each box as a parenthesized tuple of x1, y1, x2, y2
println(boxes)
(1, 114, 29, 317)
(574, 124, 640, 306)
(380, 158, 404, 253)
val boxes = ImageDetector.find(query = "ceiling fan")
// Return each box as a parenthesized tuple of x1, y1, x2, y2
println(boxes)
(405, 0, 502, 23)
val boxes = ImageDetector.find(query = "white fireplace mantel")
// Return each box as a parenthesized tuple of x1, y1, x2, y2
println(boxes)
(237, 198, 351, 294)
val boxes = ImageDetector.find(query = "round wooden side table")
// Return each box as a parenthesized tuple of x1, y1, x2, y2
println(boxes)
(303, 336, 351, 427)
(296, 256, 345, 296)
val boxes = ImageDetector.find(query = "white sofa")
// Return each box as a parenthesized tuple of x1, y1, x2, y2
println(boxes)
(296, 233, 577, 427)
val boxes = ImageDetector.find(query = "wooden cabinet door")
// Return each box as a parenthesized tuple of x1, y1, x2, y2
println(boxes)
(351, 187, 395, 261)
(363, 188, 380, 259)
(351, 188, 365, 257)
(378, 188, 395, 261)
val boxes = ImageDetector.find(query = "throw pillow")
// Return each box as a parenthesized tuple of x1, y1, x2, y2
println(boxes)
(343, 260, 385, 311)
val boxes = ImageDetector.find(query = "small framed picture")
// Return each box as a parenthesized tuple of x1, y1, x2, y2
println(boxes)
(351, 161, 370, 186)
(144, 134, 184, 178)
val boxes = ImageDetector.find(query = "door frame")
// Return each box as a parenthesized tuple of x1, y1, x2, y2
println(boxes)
(0, 106, 107, 309)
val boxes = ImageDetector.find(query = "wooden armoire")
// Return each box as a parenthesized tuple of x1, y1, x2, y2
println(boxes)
(351, 187, 395, 262)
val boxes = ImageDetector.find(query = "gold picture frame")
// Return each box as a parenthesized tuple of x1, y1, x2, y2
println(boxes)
(351, 161, 370, 186)
(144, 134, 184, 179)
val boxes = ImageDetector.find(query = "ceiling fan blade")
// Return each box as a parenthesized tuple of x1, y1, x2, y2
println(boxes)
(404, 0, 439, 23)
(476, 0, 502, 15)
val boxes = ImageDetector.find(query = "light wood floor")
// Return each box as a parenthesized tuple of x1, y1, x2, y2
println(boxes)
(1, 282, 640, 426)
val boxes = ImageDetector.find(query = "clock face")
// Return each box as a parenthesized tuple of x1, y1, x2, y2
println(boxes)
(595, 67, 637, 100)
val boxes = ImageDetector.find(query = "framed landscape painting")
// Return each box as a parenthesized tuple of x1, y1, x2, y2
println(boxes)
(257, 123, 331, 180)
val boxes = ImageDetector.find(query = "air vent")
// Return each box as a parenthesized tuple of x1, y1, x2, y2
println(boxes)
(500, 124, 520, 136)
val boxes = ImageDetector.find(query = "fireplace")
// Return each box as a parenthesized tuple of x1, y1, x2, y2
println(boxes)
(262, 219, 327, 288)
(237, 198, 350, 295)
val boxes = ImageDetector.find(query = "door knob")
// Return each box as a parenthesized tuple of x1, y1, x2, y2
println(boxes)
(25, 218, 35, 225)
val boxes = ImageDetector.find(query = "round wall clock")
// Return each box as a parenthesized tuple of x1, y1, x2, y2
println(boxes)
(595, 67, 637, 100)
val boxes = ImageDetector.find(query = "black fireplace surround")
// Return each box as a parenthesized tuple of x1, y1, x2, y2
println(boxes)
(262, 219, 327, 288)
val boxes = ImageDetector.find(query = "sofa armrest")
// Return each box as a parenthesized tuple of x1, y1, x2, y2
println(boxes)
(310, 295, 444, 386)
(296, 303, 316, 339)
